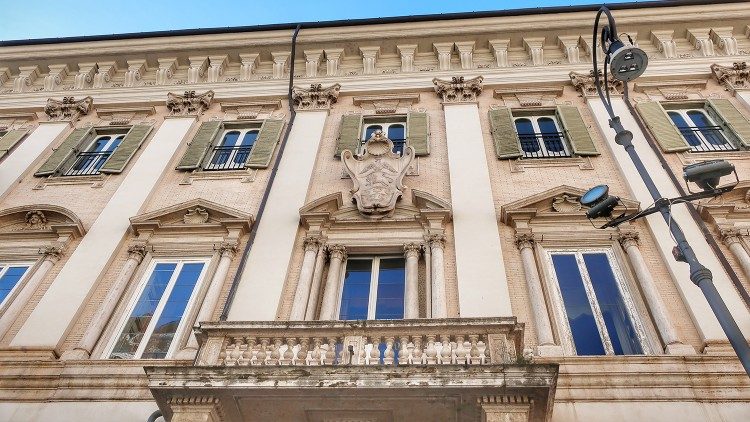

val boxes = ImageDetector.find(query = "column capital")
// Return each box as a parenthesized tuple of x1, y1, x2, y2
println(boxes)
(427, 234, 446, 249)
(292, 83, 340, 110)
(711, 62, 749, 91)
(303, 235, 323, 252)
(166, 90, 214, 116)
(404, 242, 423, 258)
(432, 75, 483, 103)
(326, 244, 347, 261)
(617, 231, 641, 249)
(216, 242, 238, 258)
(127, 243, 148, 263)
(44, 96, 93, 122)
(569, 70, 623, 97)
(720, 228, 744, 247)
(39, 245, 64, 262)
(514, 233, 536, 250)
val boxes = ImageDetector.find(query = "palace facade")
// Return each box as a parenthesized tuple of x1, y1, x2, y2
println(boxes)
(1, 1, 750, 420)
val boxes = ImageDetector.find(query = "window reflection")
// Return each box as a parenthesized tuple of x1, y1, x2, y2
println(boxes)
(0, 265, 30, 305)
(338, 257, 405, 321)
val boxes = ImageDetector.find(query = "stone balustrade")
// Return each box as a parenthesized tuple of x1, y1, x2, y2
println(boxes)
(194, 317, 524, 367)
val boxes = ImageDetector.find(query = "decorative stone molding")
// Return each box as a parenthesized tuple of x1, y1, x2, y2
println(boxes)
(303, 235, 323, 252)
(44, 96, 93, 121)
(156, 58, 178, 85)
(303, 50, 323, 78)
(711, 62, 749, 91)
(720, 228, 744, 247)
(221, 100, 281, 120)
(397, 44, 418, 73)
(327, 244, 347, 261)
(433, 75, 483, 103)
(95, 106, 156, 125)
(44, 64, 69, 91)
(22, 210, 48, 230)
(710, 28, 739, 56)
(39, 244, 64, 261)
(557, 36, 581, 64)
(633, 79, 707, 101)
(271, 52, 290, 79)
(127, 243, 148, 263)
(239, 53, 260, 81)
(617, 231, 641, 249)
(687, 28, 715, 57)
(207, 55, 229, 83)
(324, 48, 344, 77)
(14, 66, 40, 93)
(184, 206, 210, 224)
(650, 30, 677, 59)
(342, 130, 413, 219)
(0, 67, 10, 87)
(74, 63, 97, 90)
(187, 56, 209, 84)
(352, 93, 420, 114)
(93, 62, 117, 89)
(493, 86, 564, 107)
(551, 194, 581, 213)
(124, 60, 147, 87)
(455, 41, 475, 70)
(569, 70, 623, 97)
(427, 234, 446, 249)
(166, 90, 214, 116)
(404, 242, 422, 258)
(292, 83, 340, 110)
(167, 396, 225, 422)
(489, 39, 510, 68)
(523, 37, 545, 66)
(359, 46, 380, 75)
(433, 43, 454, 71)
(514, 233, 536, 250)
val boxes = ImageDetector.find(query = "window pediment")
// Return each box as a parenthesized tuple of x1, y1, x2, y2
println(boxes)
(0, 204, 85, 239)
(699, 180, 750, 228)
(129, 198, 253, 236)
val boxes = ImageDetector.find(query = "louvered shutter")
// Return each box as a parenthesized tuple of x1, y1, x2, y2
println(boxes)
(556, 105, 599, 156)
(406, 112, 430, 156)
(0, 128, 29, 160)
(488, 108, 522, 159)
(246, 119, 284, 169)
(34, 127, 93, 177)
(176, 121, 222, 171)
(706, 99, 750, 148)
(99, 125, 153, 174)
(635, 101, 690, 152)
(336, 114, 363, 157)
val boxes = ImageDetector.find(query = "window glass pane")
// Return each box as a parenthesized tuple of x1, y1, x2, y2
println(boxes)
(91, 136, 111, 152)
(141, 262, 204, 359)
(221, 131, 240, 147)
(668, 112, 701, 146)
(582, 253, 642, 355)
(364, 125, 382, 140)
(687, 110, 727, 146)
(388, 124, 406, 156)
(339, 260, 372, 320)
(538, 117, 565, 152)
(109, 263, 176, 359)
(551, 254, 605, 355)
(375, 258, 405, 319)
(0, 266, 29, 304)
(108, 135, 124, 151)
(233, 131, 258, 164)
(514, 119, 540, 153)
(240, 130, 258, 147)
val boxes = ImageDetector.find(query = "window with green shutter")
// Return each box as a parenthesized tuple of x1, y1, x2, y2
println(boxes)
(406, 112, 430, 156)
(99, 125, 153, 174)
(246, 119, 284, 169)
(489, 108, 522, 159)
(635, 101, 691, 153)
(0, 128, 29, 161)
(337, 114, 363, 157)
(176, 121, 223, 171)
(555, 105, 600, 157)
(35, 127, 93, 177)
(657, 101, 742, 152)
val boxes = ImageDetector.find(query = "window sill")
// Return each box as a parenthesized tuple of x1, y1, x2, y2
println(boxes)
(179, 167, 257, 185)
(677, 149, 750, 166)
(33, 173, 109, 190)
(509, 156, 594, 173)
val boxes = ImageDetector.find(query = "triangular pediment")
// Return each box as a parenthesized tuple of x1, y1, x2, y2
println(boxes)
(699, 180, 750, 225)
(0, 204, 85, 237)
(130, 198, 253, 235)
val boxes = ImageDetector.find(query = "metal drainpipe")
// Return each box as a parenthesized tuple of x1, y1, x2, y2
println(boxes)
(219, 23, 302, 320)
(146, 410, 162, 422)
(622, 87, 750, 308)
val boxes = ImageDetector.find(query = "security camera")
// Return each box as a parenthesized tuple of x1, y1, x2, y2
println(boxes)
(683, 160, 735, 192)
(608, 39, 648, 82)
(580, 184, 620, 219)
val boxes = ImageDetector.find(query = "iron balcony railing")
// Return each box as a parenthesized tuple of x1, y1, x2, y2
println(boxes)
(518, 132, 571, 158)
(678, 126, 738, 152)
(204, 145, 253, 170)
(64, 151, 113, 176)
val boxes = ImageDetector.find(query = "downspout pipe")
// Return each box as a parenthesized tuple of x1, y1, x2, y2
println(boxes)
(146, 410, 162, 422)
(219, 23, 302, 320)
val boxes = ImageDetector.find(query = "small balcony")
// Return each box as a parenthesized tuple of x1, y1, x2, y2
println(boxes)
(204, 145, 252, 171)
(679, 126, 738, 152)
(519, 132, 571, 159)
(63, 151, 112, 176)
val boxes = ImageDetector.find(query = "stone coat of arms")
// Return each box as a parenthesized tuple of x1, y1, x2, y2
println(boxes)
(342, 130, 414, 219)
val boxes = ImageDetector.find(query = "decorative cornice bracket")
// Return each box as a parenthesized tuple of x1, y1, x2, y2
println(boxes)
(433, 75, 484, 103)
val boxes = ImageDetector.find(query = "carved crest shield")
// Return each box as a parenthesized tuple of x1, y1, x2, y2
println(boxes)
(342, 130, 414, 219)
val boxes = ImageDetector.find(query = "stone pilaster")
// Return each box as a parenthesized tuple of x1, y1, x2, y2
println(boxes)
(432, 75, 483, 103)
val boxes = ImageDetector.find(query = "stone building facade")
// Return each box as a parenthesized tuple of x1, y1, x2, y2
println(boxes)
(0, 1, 750, 420)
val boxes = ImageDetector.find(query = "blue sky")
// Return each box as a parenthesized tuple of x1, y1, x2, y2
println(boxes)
(1, 0, 641, 42)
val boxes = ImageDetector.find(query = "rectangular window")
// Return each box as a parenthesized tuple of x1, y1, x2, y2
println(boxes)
(338, 257, 405, 320)
(360, 118, 407, 156)
(107, 259, 207, 359)
(547, 249, 646, 356)
(666, 108, 736, 152)
(513, 115, 571, 159)
(0, 264, 31, 308)
(204, 127, 259, 171)
(64, 133, 126, 176)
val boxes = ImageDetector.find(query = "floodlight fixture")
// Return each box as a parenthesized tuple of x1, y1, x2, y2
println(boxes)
(607, 39, 649, 82)
(580, 184, 620, 220)
(683, 159, 737, 193)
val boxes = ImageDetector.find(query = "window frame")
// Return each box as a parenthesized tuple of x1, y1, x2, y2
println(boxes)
(63, 128, 129, 176)
(542, 247, 651, 356)
(336, 255, 406, 321)
(0, 262, 33, 310)
(103, 258, 210, 360)
(359, 116, 407, 156)
(512, 114, 571, 159)
(203, 123, 261, 171)
(666, 107, 736, 152)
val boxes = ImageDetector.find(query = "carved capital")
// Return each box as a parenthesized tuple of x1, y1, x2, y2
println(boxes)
(569, 70, 623, 97)
(92, 62, 117, 89)
(303, 235, 323, 252)
(711, 62, 749, 91)
(187, 56, 209, 84)
(14, 66, 40, 93)
(74, 63, 97, 89)
(618, 231, 640, 249)
(720, 228, 744, 247)
(44, 96, 93, 121)
(404, 242, 423, 258)
(292, 83, 340, 110)
(124, 60, 147, 87)
(39, 245, 64, 262)
(327, 244, 347, 261)
(239, 53, 260, 81)
(156, 58, 178, 85)
(217, 242, 238, 258)
(166, 90, 214, 116)
(427, 234, 446, 250)
(44, 65, 69, 91)
(127, 243, 148, 263)
(514, 233, 535, 250)
(433, 75, 483, 103)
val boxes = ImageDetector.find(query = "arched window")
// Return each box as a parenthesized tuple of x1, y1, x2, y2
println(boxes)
(668, 108, 734, 152)
(361, 120, 407, 155)
(206, 128, 259, 170)
(66, 133, 126, 176)
(514, 116, 570, 158)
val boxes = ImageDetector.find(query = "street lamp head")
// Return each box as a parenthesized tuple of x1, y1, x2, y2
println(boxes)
(683, 159, 736, 192)
(581, 184, 620, 219)
(608, 39, 648, 81)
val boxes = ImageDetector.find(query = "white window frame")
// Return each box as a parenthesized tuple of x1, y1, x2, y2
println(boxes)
(84, 133, 125, 153)
(513, 115, 571, 158)
(359, 119, 407, 155)
(204, 127, 260, 170)
(103, 258, 209, 359)
(64, 132, 127, 176)
(336, 255, 405, 320)
(0, 263, 33, 310)
(543, 247, 651, 356)
(667, 108, 735, 152)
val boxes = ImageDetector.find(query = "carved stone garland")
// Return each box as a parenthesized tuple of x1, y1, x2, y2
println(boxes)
(44, 96, 93, 121)
(711, 62, 749, 91)
(342, 130, 414, 219)
(569, 70, 624, 97)
(292, 83, 341, 110)
(166, 90, 215, 116)
(433, 76, 484, 103)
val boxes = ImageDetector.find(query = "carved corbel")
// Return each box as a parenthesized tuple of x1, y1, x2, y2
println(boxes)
(271, 52, 290, 79)
(711, 62, 749, 91)
(239, 53, 260, 81)
(292, 83, 340, 110)
(433, 42, 454, 71)
(44, 96, 93, 122)
(455, 41, 475, 70)
(0, 67, 10, 86)
(324, 48, 344, 77)
(650, 30, 677, 59)
(687, 28, 715, 57)
(523, 37, 545, 66)
(557, 36, 581, 64)
(156, 58, 178, 85)
(166, 90, 214, 116)
(93, 62, 118, 89)
(75, 63, 98, 89)
(569, 70, 623, 97)
(489, 39, 510, 68)
(44, 64, 69, 91)
(359, 46, 380, 75)
(433, 75, 483, 103)
(710, 28, 739, 56)
(303, 50, 323, 78)
(14, 66, 40, 93)
(397, 44, 417, 73)
(124, 60, 147, 87)
(187, 56, 209, 84)
(207, 55, 228, 83)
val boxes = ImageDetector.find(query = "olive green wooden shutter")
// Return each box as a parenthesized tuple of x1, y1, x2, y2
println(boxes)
(0, 128, 29, 160)
(246, 119, 284, 169)
(706, 99, 750, 148)
(635, 101, 690, 152)
(34, 127, 93, 177)
(99, 125, 153, 174)
(488, 107, 522, 159)
(176, 121, 222, 171)
(406, 112, 430, 156)
(556, 105, 600, 156)
(336, 114, 363, 157)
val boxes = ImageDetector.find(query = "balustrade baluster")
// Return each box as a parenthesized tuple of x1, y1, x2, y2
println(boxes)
(369, 336, 381, 365)
(383, 336, 395, 365)
(296, 338, 310, 365)
(481, 339, 490, 364)
(411, 336, 425, 364)
(281, 338, 296, 365)
(256, 338, 269, 365)
(227, 337, 242, 366)
(468, 335, 481, 365)
(324, 338, 337, 365)
(455, 335, 467, 365)
(398, 337, 409, 365)
(425, 335, 438, 364)
(268, 338, 282, 365)
(246, 338, 258, 366)
(439, 335, 452, 364)
(309, 337, 322, 365)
